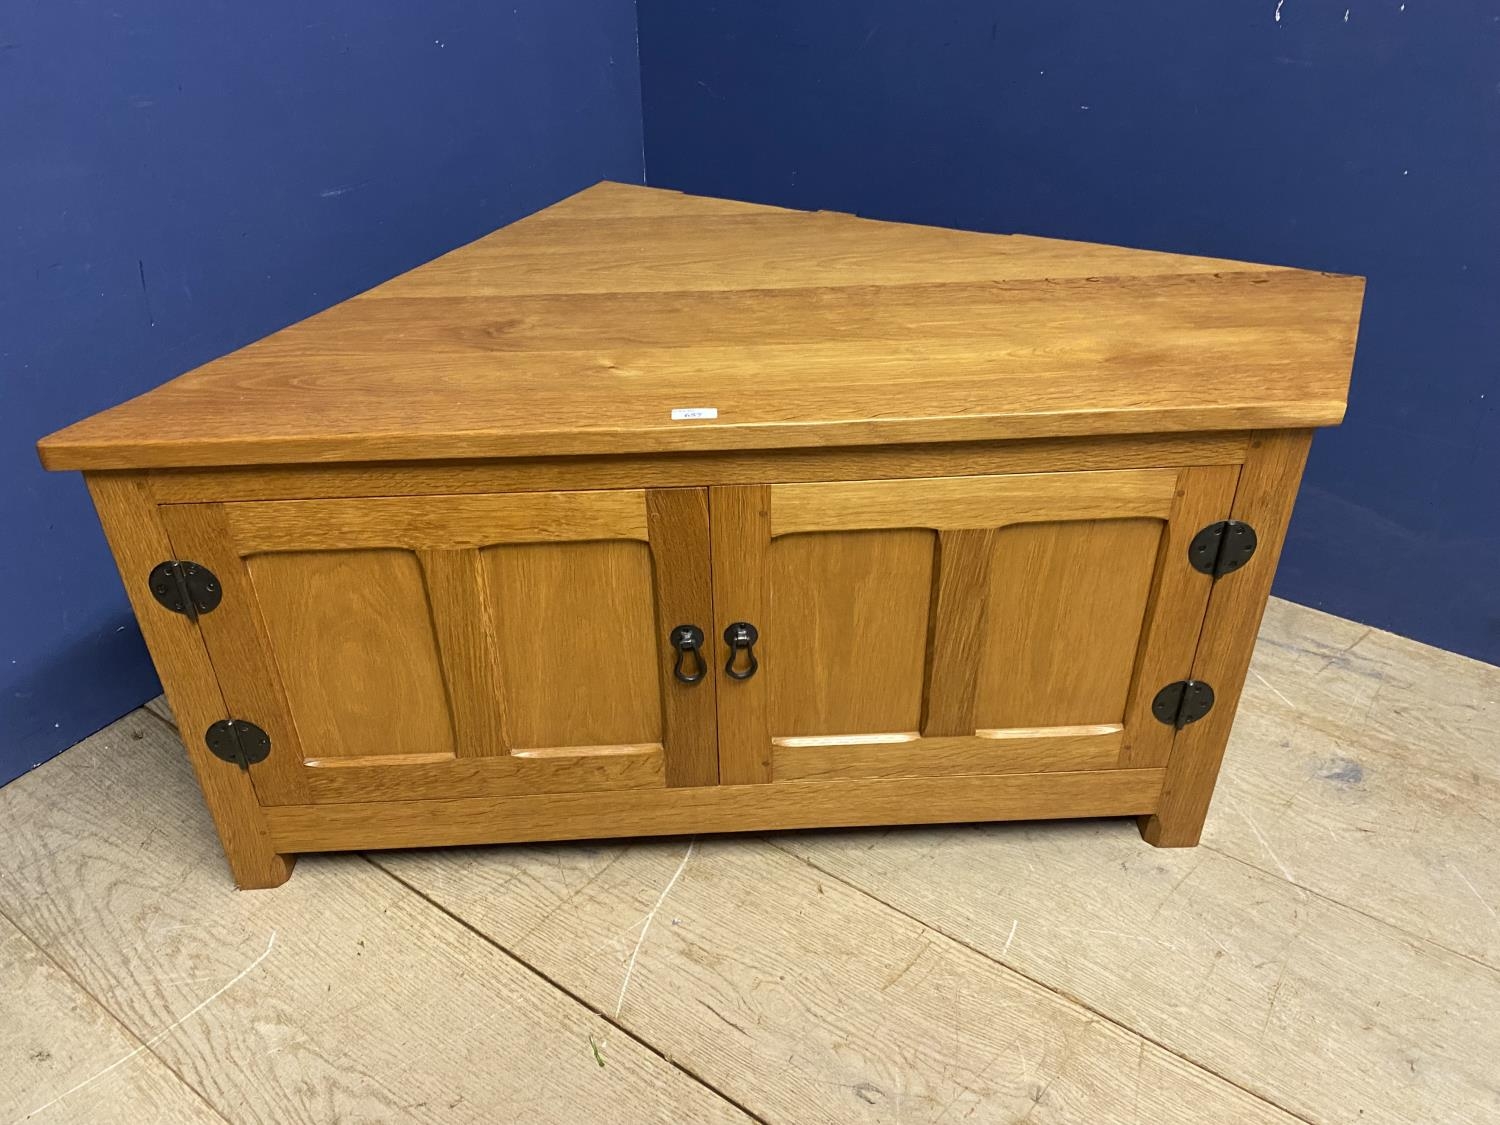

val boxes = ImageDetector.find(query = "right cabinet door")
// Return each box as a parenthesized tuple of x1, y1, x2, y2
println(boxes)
(711, 466, 1239, 785)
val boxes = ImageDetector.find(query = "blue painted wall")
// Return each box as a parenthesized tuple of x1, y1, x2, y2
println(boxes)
(1, 1, 644, 784)
(638, 1, 1500, 665)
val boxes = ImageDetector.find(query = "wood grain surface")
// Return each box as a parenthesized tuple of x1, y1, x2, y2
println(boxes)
(0, 915, 224, 1124)
(918, 527, 995, 736)
(776, 598, 1500, 1125)
(770, 727, 1123, 781)
(0, 711, 750, 1125)
(158, 499, 313, 806)
(1216, 598, 1500, 972)
(646, 487, 720, 787)
(144, 431, 1251, 503)
(222, 489, 650, 552)
(770, 468, 1179, 534)
(1118, 464, 1240, 767)
(261, 768, 1165, 853)
(710, 463, 1232, 790)
(87, 473, 294, 887)
(6, 595, 1494, 1122)
(252, 547, 459, 760)
(165, 485, 715, 814)
(486, 538, 663, 751)
(1143, 430, 1313, 845)
(39, 183, 1363, 471)
(767, 527, 935, 738)
(379, 840, 1301, 1125)
(976, 517, 1161, 728)
(782, 815, 1500, 1125)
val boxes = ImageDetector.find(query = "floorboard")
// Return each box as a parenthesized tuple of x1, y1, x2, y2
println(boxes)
(1210, 599, 1500, 969)
(378, 839, 1297, 1123)
(0, 914, 223, 1124)
(781, 820, 1499, 1124)
(2, 596, 1496, 1123)
(0, 711, 750, 1125)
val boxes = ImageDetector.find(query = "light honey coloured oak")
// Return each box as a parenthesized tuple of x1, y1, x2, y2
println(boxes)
(40, 182, 1363, 887)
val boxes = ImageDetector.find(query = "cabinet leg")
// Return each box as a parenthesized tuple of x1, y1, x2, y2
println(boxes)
(181, 732, 297, 889)
(1137, 808, 1207, 848)
(224, 847, 296, 890)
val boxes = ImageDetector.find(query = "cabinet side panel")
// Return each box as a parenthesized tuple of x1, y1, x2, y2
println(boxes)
(1118, 464, 1240, 768)
(976, 519, 1161, 728)
(1142, 430, 1314, 846)
(157, 502, 311, 805)
(85, 473, 292, 889)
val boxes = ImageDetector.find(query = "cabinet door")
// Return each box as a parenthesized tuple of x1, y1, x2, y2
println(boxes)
(711, 467, 1238, 785)
(161, 488, 716, 805)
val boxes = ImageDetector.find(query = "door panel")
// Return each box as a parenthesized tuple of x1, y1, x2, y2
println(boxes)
(975, 519, 1162, 729)
(713, 466, 1238, 785)
(163, 487, 715, 805)
(484, 539, 661, 751)
(250, 549, 457, 762)
(768, 529, 935, 738)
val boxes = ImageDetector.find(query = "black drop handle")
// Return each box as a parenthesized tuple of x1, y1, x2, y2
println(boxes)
(723, 621, 760, 680)
(670, 625, 707, 685)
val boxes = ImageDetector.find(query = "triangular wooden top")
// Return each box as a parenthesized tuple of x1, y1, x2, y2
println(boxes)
(39, 182, 1363, 471)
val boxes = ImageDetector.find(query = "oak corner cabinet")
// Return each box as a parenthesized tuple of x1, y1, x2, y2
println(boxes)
(38, 182, 1364, 888)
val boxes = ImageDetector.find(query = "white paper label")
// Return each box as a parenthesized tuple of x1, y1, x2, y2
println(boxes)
(670, 407, 718, 421)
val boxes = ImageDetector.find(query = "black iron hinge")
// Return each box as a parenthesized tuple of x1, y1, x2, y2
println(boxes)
(204, 720, 271, 770)
(148, 561, 222, 621)
(1187, 520, 1258, 579)
(1151, 680, 1216, 729)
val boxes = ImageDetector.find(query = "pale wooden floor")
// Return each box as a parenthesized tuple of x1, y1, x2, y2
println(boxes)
(2, 599, 1497, 1124)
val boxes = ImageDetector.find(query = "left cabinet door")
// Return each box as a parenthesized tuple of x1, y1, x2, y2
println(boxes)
(160, 487, 717, 805)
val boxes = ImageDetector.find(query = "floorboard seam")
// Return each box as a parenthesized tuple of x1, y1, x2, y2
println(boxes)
(360, 854, 770, 1125)
(1200, 840, 1500, 976)
(139, 699, 1500, 978)
(133, 700, 1319, 1120)
(140, 701, 759, 1120)
(133, 693, 1500, 1113)
(140, 703, 179, 733)
(769, 838, 1320, 1125)
(0, 898, 233, 1125)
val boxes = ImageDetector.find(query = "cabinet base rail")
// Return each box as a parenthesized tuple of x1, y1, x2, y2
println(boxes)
(262, 767, 1165, 855)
